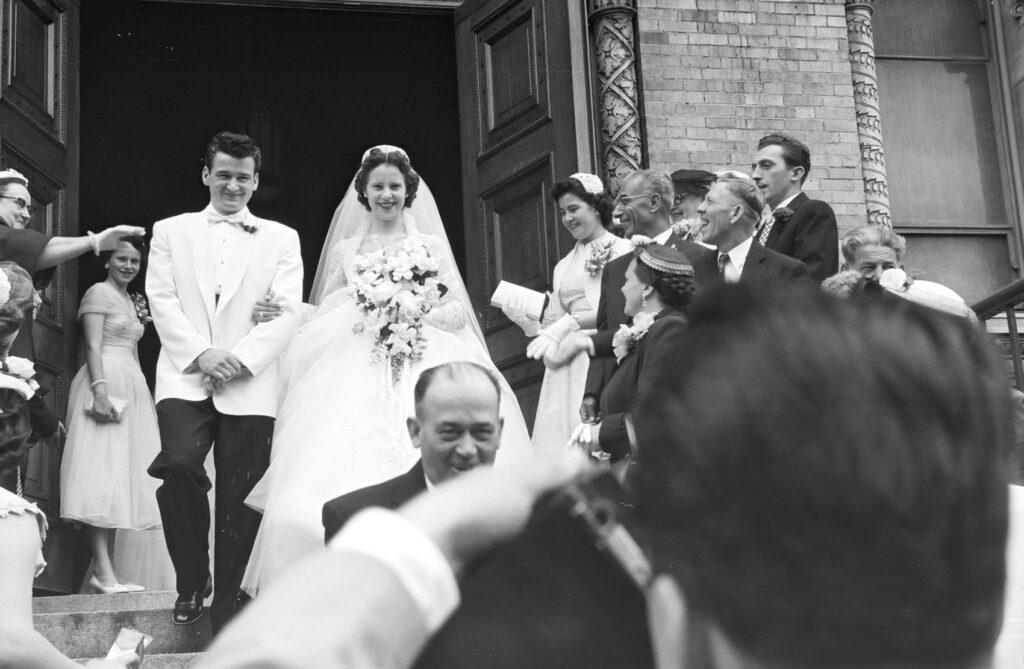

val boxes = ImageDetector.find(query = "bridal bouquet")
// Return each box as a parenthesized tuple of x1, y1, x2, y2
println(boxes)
(348, 236, 445, 382)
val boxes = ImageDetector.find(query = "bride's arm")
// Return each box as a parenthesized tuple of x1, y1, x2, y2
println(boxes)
(422, 236, 468, 332)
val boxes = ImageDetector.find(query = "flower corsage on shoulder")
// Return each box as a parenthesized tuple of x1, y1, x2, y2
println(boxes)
(583, 237, 617, 277)
(612, 311, 656, 365)
(131, 291, 153, 325)
(1, 355, 39, 398)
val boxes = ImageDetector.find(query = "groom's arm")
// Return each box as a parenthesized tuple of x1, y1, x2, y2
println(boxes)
(147, 219, 212, 373)
(231, 227, 303, 377)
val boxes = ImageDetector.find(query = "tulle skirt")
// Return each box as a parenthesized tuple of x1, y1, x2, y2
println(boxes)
(241, 300, 533, 597)
(530, 348, 591, 460)
(60, 349, 162, 530)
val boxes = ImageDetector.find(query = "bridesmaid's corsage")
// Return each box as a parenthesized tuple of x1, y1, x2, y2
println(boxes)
(612, 311, 656, 364)
(583, 238, 616, 277)
(131, 291, 153, 325)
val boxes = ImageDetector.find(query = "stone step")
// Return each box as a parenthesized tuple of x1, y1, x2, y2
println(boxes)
(33, 591, 211, 659)
(75, 652, 205, 669)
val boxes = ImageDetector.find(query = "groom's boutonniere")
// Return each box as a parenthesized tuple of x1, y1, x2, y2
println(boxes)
(240, 219, 258, 234)
(773, 206, 794, 223)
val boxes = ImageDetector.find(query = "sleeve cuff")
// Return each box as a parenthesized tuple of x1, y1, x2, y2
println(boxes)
(328, 508, 460, 632)
(586, 336, 595, 357)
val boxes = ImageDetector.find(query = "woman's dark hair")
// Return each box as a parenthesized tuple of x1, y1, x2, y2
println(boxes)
(354, 148, 420, 211)
(0, 388, 33, 475)
(100, 236, 147, 264)
(634, 248, 697, 309)
(0, 304, 23, 341)
(551, 178, 615, 229)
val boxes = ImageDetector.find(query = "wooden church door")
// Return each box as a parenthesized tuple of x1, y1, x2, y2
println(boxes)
(455, 0, 593, 427)
(1, 0, 82, 593)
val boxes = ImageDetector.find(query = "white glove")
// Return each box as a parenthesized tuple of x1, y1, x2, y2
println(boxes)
(542, 331, 592, 369)
(567, 422, 605, 458)
(501, 293, 541, 336)
(526, 314, 579, 360)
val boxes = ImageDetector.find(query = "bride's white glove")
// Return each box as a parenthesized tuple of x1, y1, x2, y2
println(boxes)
(501, 293, 543, 336)
(423, 301, 468, 332)
(526, 314, 579, 360)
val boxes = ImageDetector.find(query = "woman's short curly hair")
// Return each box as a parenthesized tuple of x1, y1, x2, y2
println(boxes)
(354, 148, 421, 212)
(634, 248, 697, 309)
(0, 388, 33, 475)
(551, 178, 615, 229)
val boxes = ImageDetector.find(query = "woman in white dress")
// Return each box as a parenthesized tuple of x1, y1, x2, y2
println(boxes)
(502, 174, 632, 459)
(241, 145, 533, 596)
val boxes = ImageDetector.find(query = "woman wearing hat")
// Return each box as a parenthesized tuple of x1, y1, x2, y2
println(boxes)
(501, 173, 632, 458)
(569, 242, 696, 470)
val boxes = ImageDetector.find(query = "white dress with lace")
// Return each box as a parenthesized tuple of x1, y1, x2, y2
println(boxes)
(0, 487, 47, 577)
(241, 226, 534, 597)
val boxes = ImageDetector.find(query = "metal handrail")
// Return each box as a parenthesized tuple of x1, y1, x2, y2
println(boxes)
(972, 277, 1024, 390)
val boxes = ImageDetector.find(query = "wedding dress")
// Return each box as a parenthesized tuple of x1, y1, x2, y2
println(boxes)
(241, 157, 533, 597)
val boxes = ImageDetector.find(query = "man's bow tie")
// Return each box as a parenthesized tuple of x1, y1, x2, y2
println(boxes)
(207, 213, 246, 227)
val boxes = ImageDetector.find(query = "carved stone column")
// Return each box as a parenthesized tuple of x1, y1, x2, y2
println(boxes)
(846, 0, 892, 228)
(588, 0, 643, 194)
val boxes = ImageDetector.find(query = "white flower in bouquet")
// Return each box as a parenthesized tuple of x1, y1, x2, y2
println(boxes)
(366, 280, 401, 304)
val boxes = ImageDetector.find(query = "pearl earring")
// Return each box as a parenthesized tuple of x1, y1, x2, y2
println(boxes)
(104, 263, 109, 269)
(641, 293, 647, 308)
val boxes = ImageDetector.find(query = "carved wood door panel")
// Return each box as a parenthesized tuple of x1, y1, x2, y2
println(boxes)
(1, 0, 81, 593)
(455, 0, 581, 428)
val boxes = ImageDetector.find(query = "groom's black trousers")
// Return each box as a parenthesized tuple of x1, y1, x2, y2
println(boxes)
(148, 397, 272, 634)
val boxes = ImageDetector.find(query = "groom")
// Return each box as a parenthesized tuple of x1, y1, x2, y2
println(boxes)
(147, 132, 303, 632)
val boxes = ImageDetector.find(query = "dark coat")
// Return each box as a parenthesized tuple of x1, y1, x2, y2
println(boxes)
(598, 308, 688, 460)
(585, 232, 707, 400)
(322, 460, 427, 543)
(763, 192, 838, 284)
(692, 239, 811, 289)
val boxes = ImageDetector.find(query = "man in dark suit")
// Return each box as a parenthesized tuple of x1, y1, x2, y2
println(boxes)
(693, 171, 810, 286)
(538, 169, 707, 423)
(322, 361, 503, 542)
(751, 133, 838, 283)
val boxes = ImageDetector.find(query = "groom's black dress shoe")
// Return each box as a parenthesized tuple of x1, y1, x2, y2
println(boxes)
(172, 576, 212, 625)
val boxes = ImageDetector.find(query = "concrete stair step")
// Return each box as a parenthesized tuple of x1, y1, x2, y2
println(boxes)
(33, 592, 211, 659)
(75, 652, 205, 668)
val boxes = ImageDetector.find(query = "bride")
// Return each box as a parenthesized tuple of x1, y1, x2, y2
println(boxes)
(241, 145, 533, 596)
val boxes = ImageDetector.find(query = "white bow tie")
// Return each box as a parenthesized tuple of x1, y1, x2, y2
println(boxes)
(207, 213, 246, 226)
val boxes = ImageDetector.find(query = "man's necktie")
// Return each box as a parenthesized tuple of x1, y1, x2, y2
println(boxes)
(718, 253, 730, 276)
(756, 210, 774, 246)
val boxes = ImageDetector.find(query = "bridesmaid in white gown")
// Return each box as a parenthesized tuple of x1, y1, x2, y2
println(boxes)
(502, 173, 632, 459)
(241, 146, 533, 597)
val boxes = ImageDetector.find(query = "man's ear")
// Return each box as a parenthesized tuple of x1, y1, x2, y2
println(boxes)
(407, 416, 421, 449)
(649, 191, 665, 215)
(790, 165, 805, 185)
(729, 203, 744, 226)
(648, 575, 689, 669)
(252, 172, 260, 191)
(201, 166, 210, 186)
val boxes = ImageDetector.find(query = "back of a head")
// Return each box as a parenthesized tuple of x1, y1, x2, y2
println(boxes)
(633, 282, 1010, 668)
(0, 387, 33, 474)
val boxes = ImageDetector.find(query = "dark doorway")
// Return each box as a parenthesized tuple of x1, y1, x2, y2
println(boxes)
(79, 1, 462, 384)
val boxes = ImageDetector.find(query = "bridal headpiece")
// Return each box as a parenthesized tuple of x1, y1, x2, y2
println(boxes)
(569, 172, 604, 195)
(0, 169, 28, 186)
(362, 145, 409, 163)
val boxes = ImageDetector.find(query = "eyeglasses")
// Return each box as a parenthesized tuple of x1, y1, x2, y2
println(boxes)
(0, 196, 36, 216)
(613, 192, 650, 208)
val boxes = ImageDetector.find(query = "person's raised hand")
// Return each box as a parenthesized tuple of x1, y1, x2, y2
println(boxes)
(195, 349, 242, 383)
(95, 226, 146, 251)
(399, 453, 589, 576)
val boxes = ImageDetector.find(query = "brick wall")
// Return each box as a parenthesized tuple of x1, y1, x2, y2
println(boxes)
(637, 0, 866, 232)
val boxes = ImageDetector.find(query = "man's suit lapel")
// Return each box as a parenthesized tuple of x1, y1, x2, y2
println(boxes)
(740, 241, 767, 281)
(389, 460, 427, 507)
(215, 227, 257, 318)
(190, 215, 217, 324)
(765, 192, 809, 248)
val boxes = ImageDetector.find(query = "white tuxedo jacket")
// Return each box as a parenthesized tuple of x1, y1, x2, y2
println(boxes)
(147, 211, 303, 417)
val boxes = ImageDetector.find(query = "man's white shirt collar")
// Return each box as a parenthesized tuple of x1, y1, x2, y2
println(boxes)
(720, 235, 755, 282)
(653, 228, 673, 245)
(773, 192, 799, 212)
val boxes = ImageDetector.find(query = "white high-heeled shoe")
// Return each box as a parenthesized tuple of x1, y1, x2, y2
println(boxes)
(89, 575, 145, 594)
